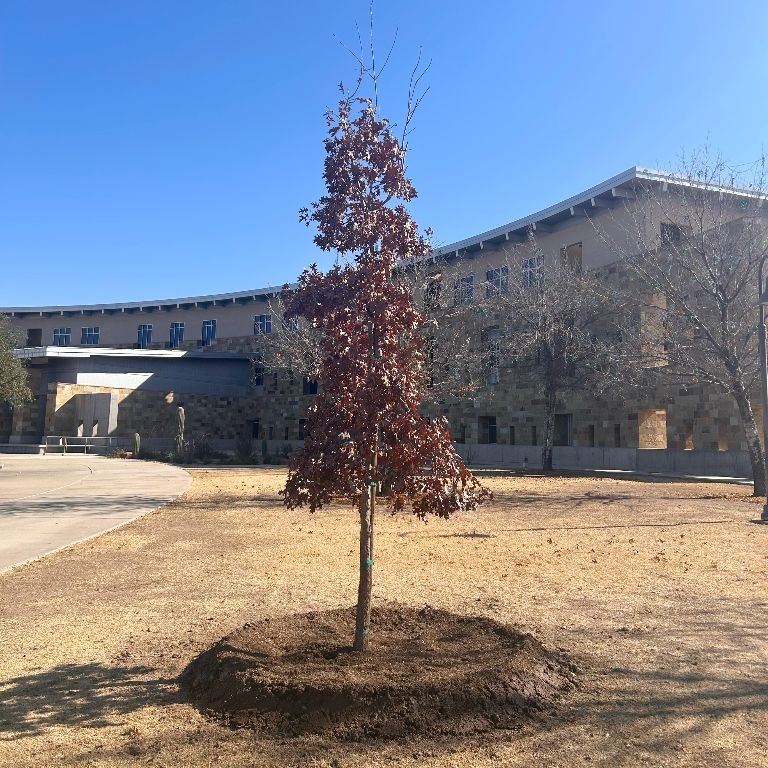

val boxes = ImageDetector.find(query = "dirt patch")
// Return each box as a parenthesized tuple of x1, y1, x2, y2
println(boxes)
(181, 604, 576, 739)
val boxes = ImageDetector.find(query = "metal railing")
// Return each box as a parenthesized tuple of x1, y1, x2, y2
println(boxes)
(43, 436, 133, 455)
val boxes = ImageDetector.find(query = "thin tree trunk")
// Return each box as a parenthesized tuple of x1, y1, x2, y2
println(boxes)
(353, 484, 374, 651)
(542, 378, 556, 471)
(354, 322, 379, 652)
(731, 377, 766, 496)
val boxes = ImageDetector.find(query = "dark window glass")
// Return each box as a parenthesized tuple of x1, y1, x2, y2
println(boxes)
(453, 274, 474, 304)
(137, 324, 153, 349)
(201, 319, 217, 346)
(254, 314, 273, 335)
(80, 327, 100, 345)
(170, 322, 185, 348)
(522, 256, 544, 288)
(52, 328, 72, 346)
(485, 266, 509, 297)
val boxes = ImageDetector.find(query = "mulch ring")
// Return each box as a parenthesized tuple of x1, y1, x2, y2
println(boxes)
(181, 603, 578, 739)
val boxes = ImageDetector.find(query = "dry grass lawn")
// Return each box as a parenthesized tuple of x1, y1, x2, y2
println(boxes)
(0, 467, 767, 767)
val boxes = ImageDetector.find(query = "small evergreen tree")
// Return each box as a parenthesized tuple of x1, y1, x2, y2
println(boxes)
(0, 313, 31, 407)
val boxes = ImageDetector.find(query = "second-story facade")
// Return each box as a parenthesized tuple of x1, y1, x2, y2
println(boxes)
(1, 166, 762, 469)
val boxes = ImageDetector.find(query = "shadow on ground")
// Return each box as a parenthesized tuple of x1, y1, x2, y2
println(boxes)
(0, 496, 174, 519)
(0, 662, 177, 739)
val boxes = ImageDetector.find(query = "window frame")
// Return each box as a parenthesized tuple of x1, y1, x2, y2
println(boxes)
(521, 256, 544, 288)
(53, 327, 72, 346)
(201, 319, 217, 347)
(169, 321, 185, 348)
(137, 323, 153, 349)
(485, 265, 509, 297)
(453, 273, 474, 305)
(253, 314, 273, 335)
(80, 326, 100, 345)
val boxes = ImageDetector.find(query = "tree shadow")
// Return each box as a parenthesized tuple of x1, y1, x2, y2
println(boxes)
(0, 495, 175, 519)
(0, 662, 177, 740)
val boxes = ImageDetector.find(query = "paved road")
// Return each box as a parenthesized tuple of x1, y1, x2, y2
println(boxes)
(0, 455, 191, 572)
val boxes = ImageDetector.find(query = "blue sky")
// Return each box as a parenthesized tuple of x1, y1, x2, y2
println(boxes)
(2, 1, 767, 305)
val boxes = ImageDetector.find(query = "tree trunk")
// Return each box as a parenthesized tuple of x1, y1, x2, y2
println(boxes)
(731, 377, 766, 497)
(541, 379, 556, 471)
(353, 484, 374, 651)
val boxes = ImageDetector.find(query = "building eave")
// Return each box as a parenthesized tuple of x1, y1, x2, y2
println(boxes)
(12, 346, 251, 361)
(3, 165, 765, 316)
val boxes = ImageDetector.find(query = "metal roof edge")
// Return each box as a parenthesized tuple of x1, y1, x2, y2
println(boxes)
(4, 165, 764, 314)
(433, 166, 642, 255)
(0, 283, 295, 315)
(12, 346, 251, 361)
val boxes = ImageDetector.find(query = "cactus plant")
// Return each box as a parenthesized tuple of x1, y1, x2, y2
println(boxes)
(175, 406, 186, 458)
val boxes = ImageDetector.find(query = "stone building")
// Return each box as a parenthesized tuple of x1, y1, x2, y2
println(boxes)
(0, 166, 761, 474)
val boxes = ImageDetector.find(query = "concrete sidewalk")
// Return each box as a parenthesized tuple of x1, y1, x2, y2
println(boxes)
(0, 455, 191, 572)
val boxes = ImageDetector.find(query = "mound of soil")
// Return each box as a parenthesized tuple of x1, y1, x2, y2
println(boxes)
(181, 605, 576, 739)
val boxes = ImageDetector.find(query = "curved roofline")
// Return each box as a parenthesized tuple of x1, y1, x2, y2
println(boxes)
(3, 166, 761, 316)
(1, 284, 292, 317)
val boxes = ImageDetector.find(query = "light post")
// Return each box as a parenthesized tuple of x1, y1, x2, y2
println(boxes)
(757, 255, 768, 520)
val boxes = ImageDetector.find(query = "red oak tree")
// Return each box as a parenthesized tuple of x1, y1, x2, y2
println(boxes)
(282, 96, 488, 651)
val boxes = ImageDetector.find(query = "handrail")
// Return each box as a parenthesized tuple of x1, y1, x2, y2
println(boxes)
(43, 435, 133, 455)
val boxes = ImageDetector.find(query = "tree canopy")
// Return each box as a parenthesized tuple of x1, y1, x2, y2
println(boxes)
(0, 314, 31, 408)
(281, 96, 488, 649)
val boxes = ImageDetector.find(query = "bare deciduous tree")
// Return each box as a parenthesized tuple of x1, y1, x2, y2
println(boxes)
(470, 239, 645, 469)
(608, 153, 768, 495)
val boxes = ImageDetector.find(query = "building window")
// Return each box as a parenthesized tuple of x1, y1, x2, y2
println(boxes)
(485, 266, 509, 297)
(81, 327, 100, 345)
(251, 419, 260, 439)
(169, 322, 185, 348)
(254, 314, 273, 335)
(560, 242, 583, 272)
(554, 414, 573, 446)
(453, 274, 474, 304)
(253, 357, 265, 387)
(424, 275, 442, 309)
(302, 377, 318, 395)
(26, 329, 43, 347)
(660, 222, 684, 245)
(683, 420, 694, 450)
(509, 425, 516, 445)
(614, 423, 622, 448)
(53, 327, 71, 346)
(201, 319, 217, 347)
(531, 425, 538, 445)
(298, 419, 307, 440)
(479, 416, 497, 444)
(587, 424, 596, 447)
(137, 324, 153, 349)
(522, 256, 543, 288)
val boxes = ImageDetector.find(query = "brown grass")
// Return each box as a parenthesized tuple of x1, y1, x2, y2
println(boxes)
(1, 468, 767, 767)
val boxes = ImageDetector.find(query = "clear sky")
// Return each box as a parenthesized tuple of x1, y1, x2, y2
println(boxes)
(2, 1, 767, 306)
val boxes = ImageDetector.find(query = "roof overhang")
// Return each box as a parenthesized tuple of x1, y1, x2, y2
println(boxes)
(4, 166, 765, 315)
(13, 346, 251, 362)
